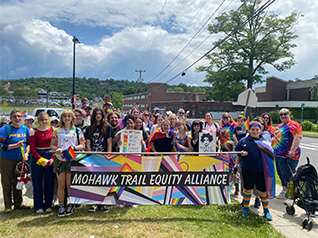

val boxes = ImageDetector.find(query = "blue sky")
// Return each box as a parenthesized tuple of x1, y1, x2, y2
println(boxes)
(0, 0, 317, 88)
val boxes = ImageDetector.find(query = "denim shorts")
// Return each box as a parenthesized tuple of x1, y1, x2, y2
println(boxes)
(275, 156, 299, 187)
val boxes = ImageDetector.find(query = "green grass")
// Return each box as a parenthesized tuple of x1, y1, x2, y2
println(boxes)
(302, 131, 318, 137)
(0, 201, 284, 238)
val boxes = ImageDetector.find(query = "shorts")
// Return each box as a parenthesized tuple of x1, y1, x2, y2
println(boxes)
(53, 157, 71, 174)
(242, 168, 266, 192)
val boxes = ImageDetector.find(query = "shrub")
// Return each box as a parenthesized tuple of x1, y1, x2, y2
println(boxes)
(312, 125, 318, 132)
(301, 121, 314, 131)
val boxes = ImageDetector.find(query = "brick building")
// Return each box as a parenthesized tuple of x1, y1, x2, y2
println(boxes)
(123, 83, 243, 118)
(255, 76, 318, 114)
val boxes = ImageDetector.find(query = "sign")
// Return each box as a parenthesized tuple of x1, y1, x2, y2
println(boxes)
(3, 102, 8, 106)
(70, 154, 230, 205)
(301, 103, 305, 110)
(120, 130, 142, 152)
(199, 133, 216, 154)
(235, 88, 258, 108)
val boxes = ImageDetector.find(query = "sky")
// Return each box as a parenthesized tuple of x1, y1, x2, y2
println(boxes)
(0, 0, 317, 88)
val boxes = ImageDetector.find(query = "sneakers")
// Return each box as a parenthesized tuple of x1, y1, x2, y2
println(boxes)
(119, 205, 125, 208)
(66, 205, 75, 216)
(263, 211, 273, 221)
(101, 205, 109, 213)
(254, 198, 261, 208)
(130, 205, 138, 208)
(276, 190, 286, 198)
(242, 207, 249, 217)
(46, 207, 52, 213)
(284, 199, 293, 206)
(89, 205, 98, 212)
(58, 206, 66, 217)
(36, 208, 44, 214)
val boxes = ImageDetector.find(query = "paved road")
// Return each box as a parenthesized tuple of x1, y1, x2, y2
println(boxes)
(299, 136, 318, 170)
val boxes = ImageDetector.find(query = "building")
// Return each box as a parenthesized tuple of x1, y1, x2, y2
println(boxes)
(255, 76, 318, 114)
(123, 83, 243, 118)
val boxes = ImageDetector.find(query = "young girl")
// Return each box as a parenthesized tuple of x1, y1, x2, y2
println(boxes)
(50, 109, 85, 218)
(173, 120, 193, 152)
(225, 141, 239, 195)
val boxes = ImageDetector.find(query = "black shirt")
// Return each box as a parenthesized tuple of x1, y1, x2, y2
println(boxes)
(85, 125, 114, 152)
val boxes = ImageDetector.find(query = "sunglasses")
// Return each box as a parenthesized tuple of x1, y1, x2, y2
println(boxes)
(222, 117, 229, 119)
(263, 117, 269, 120)
(12, 115, 22, 118)
(51, 121, 58, 124)
(85, 109, 91, 111)
(144, 114, 150, 117)
(26, 119, 34, 122)
(279, 113, 289, 116)
(179, 112, 185, 114)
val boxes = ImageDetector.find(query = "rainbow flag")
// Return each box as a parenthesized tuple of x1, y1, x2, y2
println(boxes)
(242, 118, 250, 131)
(22, 110, 27, 118)
(62, 146, 77, 162)
(185, 117, 191, 128)
(118, 118, 127, 129)
(172, 143, 179, 152)
(107, 105, 112, 114)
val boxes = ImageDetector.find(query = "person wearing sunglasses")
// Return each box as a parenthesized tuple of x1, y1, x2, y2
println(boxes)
(24, 115, 35, 135)
(272, 108, 303, 205)
(141, 110, 152, 137)
(218, 113, 238, 151)
(50, 116, 59, 128)
(0, 109, 31, 213)
(73, 108, 90, 135)
(83, 105, 92, 123)
(261, 112, 276, 137)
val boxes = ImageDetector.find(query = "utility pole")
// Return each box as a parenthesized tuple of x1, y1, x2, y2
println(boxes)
(135, 69, 146, 111)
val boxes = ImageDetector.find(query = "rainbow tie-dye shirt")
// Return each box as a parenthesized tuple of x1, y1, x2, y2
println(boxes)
(272, 120, 302, 160)
(219, 121, 238, 150)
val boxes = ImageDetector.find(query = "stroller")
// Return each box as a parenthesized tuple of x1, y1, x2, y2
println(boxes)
(285, 157, 318, 231)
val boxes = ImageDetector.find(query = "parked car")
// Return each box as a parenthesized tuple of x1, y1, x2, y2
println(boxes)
(32, 108, 64, 119)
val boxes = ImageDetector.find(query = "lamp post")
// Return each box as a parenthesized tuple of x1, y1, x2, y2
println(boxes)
(72, 36, 80, 109)
(46, 85, 49, 108)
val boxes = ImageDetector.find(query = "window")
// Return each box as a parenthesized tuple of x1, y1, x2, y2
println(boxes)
(207, 106, 211, 112)
(226, 106, 230, 112)
(47, 110, 58, 117)
(200, 106, 205, 115)
(213, 106, 218, 112)
(219, 106, 224, 112)
(184, 105, 188, 111)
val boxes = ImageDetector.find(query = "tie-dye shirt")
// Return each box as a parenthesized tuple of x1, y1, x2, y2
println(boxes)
(272, 120, 302, 160)
(219, 121, 238, 150)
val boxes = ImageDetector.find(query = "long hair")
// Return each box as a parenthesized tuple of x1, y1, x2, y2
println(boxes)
(176, 120, 188, 132)
(191, 120, 203, 139)
(261, 112, 273, 126)
(88, 107, 107, 140)
(220, 113, 234, 125)
(58, 109, 75, 129)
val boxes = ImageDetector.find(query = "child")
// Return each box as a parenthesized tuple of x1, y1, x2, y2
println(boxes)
(225, 141, 239, 195)
(50, 109, 85, 217)
(103, 95, 113, 114)
(233, 115, 248, 145)
(235, 121, 275, 221)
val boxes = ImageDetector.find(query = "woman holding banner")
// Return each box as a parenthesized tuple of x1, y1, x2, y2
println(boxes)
(0, 109, 31, 213)
(50, 109, 85, 218)
(85, 107, 113, 213)
(29, 112, 55, 214)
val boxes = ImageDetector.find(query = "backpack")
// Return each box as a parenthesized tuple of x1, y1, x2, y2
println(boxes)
(5, 124, 29, 139)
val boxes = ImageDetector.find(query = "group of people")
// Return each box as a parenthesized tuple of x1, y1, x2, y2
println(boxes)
(0, 102, 303, 222)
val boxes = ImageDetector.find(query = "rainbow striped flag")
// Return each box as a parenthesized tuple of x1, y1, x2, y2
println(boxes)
(185, 117, 191, 128)
(107, 105, 112, 114)
(22, 110, 27, 118)
(62, 146, 77, 162)
(242, 118, 250, 131)
(172, 143, 179, 152)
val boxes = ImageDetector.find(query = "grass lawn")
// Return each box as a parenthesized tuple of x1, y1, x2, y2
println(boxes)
(302, 131, 318, 137)
(0, 201, 284, 238)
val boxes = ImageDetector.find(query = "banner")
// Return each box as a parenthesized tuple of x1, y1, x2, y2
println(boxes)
(70, 154, 230, 205)
(199, 132, 216, 154)
(120, 130, 142, 152)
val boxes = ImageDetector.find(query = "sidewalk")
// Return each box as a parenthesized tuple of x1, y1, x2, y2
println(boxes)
(1, 174, 317, 237)
(230, 184, 318, 238)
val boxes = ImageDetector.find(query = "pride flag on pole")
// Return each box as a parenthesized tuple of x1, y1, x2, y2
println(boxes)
(242, 118, 250, 131)
(63, 146, 77, 162)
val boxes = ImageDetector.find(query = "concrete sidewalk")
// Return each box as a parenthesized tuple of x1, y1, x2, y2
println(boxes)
(1, 174, 317, 237)
(230, 184, 318, 238)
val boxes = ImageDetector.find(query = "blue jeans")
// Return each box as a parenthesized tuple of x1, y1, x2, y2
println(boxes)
(275, 156, 299, 187)
(30, 150, 55, 210)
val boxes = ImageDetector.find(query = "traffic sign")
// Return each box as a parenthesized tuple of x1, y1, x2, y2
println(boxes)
(301, 103, 305, 110)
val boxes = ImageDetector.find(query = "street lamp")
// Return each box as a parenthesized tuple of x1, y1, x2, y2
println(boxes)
(72, 36, 80, 109)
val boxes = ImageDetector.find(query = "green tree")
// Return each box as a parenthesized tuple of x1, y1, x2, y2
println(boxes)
(196, 0, 300, 101)
(123, 86, 137, 95)
(0, 86, 9, 96)
(112, 92, 124, 110)
(172, 87, 184, 92)
(310, 83, 318, 101)
(12, 88, 38, 99)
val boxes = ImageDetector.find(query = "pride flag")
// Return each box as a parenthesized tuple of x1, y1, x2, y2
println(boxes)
(242, 118, 250, 131)
(22, 110, 27, 118)
(106, 105, 112, 114)
(172, 143, 179, 152)
(62, 146, 77, 162)
(118, 118, 127, 129)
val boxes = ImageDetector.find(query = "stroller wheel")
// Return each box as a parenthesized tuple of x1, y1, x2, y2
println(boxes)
(286, 206, 295, 215)
(307, 220, 313, 231)
(302, 219, 308, 229)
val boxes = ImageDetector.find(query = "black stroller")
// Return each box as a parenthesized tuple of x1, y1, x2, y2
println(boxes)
(285, 157, 318, 231)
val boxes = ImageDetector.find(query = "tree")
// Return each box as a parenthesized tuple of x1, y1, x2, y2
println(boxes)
(0, 86, 9, 96)
(123, 86, 137, 95)
(196, 0, 300, 101)
(172, 87, 184, 92)
(112, 92, 124, 110)
(12, 88, 38, 99)
(310, 83, 318, 101)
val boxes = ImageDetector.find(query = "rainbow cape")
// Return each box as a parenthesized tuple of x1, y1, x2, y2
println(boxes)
(22, 110, 27, 118)
(62, 146, 77, 162)
(242, 118, 250, 131)
(255, 140, 276, 199)
(146, 128, 175, 152)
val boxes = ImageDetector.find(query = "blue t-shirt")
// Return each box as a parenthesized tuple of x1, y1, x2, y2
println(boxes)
(233, 126, 248, 142)
(0, 125, 30, 160)
(235, 135, 263, 173)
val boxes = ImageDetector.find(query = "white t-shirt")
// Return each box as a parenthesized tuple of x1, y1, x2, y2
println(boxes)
(203, 122, 219, 133)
